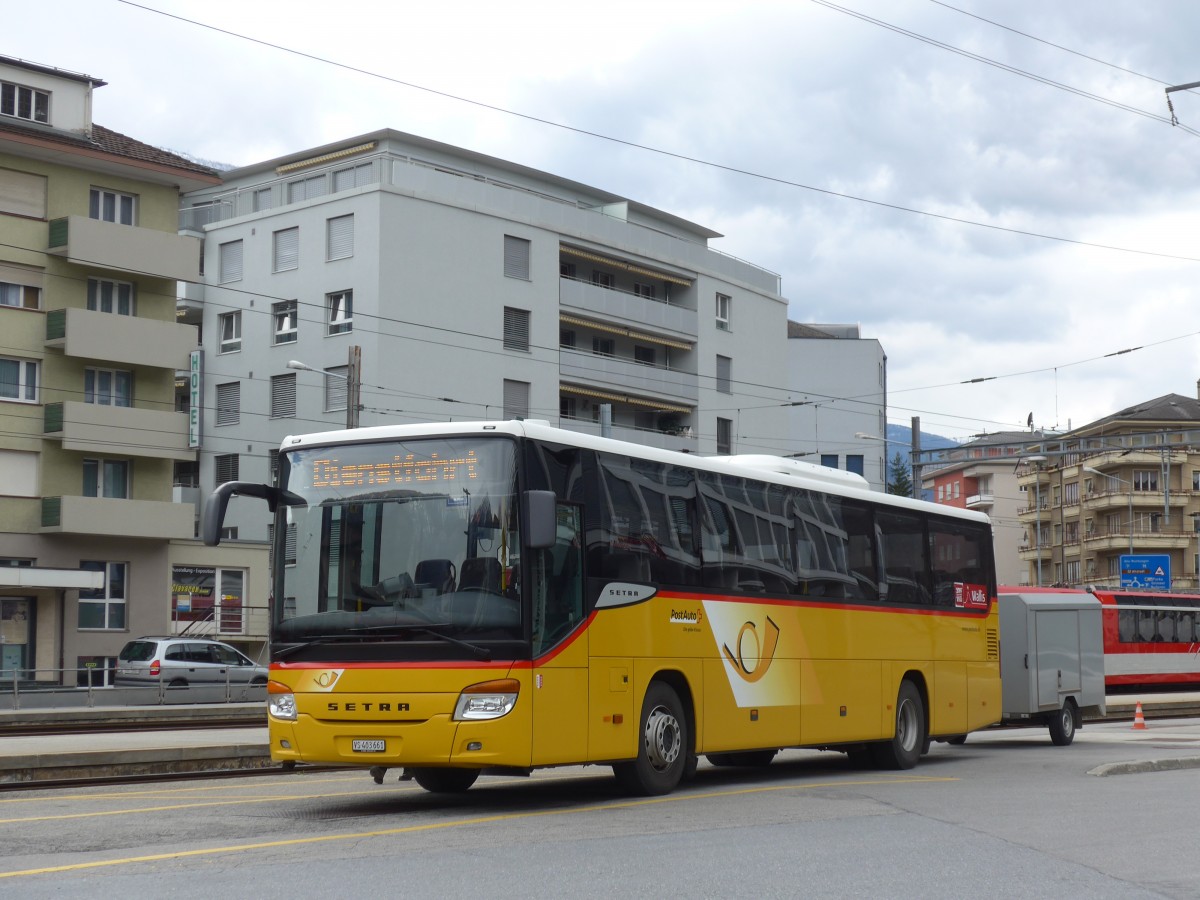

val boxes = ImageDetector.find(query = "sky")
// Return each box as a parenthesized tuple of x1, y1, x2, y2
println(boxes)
(10, 0, 1200, 444)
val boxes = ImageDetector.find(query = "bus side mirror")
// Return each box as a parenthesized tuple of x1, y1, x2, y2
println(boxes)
(523, 490, 557, 550)
(202, 481, 306, 546)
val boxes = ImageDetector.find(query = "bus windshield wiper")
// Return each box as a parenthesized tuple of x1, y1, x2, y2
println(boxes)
(346, 623, 493, 661)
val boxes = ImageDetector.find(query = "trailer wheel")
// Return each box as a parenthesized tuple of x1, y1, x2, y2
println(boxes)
(871, 679, 926, 770)
(1048, 700, 1077, 746)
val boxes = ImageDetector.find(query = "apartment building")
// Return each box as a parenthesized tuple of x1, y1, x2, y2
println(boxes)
(786, 322, 888, 490)
(179, 129, 889, 542)
(1016, 392, 1200, 590)
(921, 431, 1031, 586)
(0, 56, 272, 685)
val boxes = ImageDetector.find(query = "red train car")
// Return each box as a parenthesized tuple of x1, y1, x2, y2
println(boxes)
(1090, 588, 1200, 689)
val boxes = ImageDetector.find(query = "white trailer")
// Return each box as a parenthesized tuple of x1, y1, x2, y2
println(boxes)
(996, 590, 1106, 745)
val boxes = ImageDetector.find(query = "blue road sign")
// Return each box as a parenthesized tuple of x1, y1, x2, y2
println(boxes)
(1120, 554, 1171, 590)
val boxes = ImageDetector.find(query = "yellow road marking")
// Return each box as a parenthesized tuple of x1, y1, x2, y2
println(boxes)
(0, 775, 953, 878)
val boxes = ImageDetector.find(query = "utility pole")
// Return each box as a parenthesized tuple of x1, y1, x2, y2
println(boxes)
(346, 344, 361, 429)
(909, 416, 922, 500)
(1165, 79, 1200, 125)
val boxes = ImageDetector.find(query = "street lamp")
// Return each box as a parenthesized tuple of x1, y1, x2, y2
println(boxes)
(1024, 456, 1046, 587)
(287, 345, 361, 428)
(1084, 467, 1134, 555)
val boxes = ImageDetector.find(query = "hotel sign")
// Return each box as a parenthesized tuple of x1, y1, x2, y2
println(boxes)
(188, 350, 202, 449)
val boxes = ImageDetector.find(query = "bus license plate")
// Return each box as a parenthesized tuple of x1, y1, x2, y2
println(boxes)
(352, 740, 386, 753)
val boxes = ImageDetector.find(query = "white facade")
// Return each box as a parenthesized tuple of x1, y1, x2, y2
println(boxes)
(786, 323, 888, 491)
(180, 130, 888, 537)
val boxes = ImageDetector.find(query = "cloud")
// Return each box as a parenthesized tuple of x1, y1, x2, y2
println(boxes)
(11, 0, 1200, 438)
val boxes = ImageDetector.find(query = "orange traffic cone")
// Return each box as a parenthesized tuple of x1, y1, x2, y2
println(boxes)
(1132, 701, 1147, 730)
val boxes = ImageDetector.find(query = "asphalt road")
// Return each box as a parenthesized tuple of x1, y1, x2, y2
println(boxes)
(1, 718, 1198, 899)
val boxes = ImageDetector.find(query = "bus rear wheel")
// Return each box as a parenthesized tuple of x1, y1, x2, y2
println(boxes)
(410, 767, 480, 794)
(871, 680, 925, 770)
(613, 681, 688, 796)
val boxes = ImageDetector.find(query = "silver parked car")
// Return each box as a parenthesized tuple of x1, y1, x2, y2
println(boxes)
(115, 637, 268, 687)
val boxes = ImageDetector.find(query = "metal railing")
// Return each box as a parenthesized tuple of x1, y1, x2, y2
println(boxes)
(0, 666, 266, 711)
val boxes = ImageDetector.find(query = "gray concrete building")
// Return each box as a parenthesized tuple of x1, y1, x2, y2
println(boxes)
(179, 129, 890, 542)
(786, 322, 888, 490)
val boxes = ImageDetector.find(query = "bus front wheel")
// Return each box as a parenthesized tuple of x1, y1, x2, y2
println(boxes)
(871, 680, 925, 770)
(614, 681, 689, 796)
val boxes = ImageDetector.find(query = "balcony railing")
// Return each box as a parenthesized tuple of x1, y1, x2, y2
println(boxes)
(48, 215, 201, 281)
(40, 495, 194, 539)
(559, 277, 697, 339)
(43, 401, 191, 461)
(560, 347, 699, 404)
(45, 307, 197, 370)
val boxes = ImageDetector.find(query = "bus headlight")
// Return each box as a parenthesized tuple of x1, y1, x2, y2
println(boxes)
(267, 681, 297, 721)
(453, 678, 520, 720)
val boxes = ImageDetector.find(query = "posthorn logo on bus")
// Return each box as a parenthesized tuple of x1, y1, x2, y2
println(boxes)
(721, 616, 781, 684)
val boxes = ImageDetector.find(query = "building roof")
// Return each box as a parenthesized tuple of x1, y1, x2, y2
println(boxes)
(218, 128, 722, 241)
(0, 55, 106, 87)
(1081, 393, 1200, 429)
(0, 119, 220, 189)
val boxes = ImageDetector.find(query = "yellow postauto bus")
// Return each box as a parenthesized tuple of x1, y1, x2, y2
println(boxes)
(203, 420, 1000, 796)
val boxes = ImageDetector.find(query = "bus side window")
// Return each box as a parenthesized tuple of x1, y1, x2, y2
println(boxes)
(837, 501, 878, 601)
(876, 509, 932, 605)
(927, 518, 991, 608)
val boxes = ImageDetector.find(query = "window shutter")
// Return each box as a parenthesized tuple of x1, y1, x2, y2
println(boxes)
(502, 379, 530, 419)
(503, 235, 530, 279)
(716, 355, 732, 394)
(273, 227, 299, 272)
(271, 373, 297, 418)
(285, 523, 298, 565)
(325, 366, 348, 411)
(216, 382, 240, 426)
(503, 307, 530, 351)
(219, 240, 243, 283)
(0, 168, 46, 218)
(327, 215, 354, 260)
(215, 454, 240, 483)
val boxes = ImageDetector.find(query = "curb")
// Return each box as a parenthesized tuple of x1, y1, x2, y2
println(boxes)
(0, 743, 274, 785)
(1088, 756, 1200, 777)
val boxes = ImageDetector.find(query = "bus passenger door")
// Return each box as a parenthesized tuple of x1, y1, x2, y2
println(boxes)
(531, 504, 589, 765)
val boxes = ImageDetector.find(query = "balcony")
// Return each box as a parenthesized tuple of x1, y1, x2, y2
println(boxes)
(43, 402, 192, 461)
(559, 278, 697, 341)
(46, 308, 197, 370)
(560, 348, 699, 405)
(47, 216, 201, 282)
(1081, 527, 1194, 553)
(40, 495, 194, 540)
(1018, 543, 1053, 561)
(1082, 488, 1188, 513)
(965, 492, 994, 510)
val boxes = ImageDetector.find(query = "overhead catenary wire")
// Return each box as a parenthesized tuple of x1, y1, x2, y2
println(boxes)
(113, 1, 1200, 263)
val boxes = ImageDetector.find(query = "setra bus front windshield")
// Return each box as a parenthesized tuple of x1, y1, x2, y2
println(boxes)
(273, 436, 523, 653)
